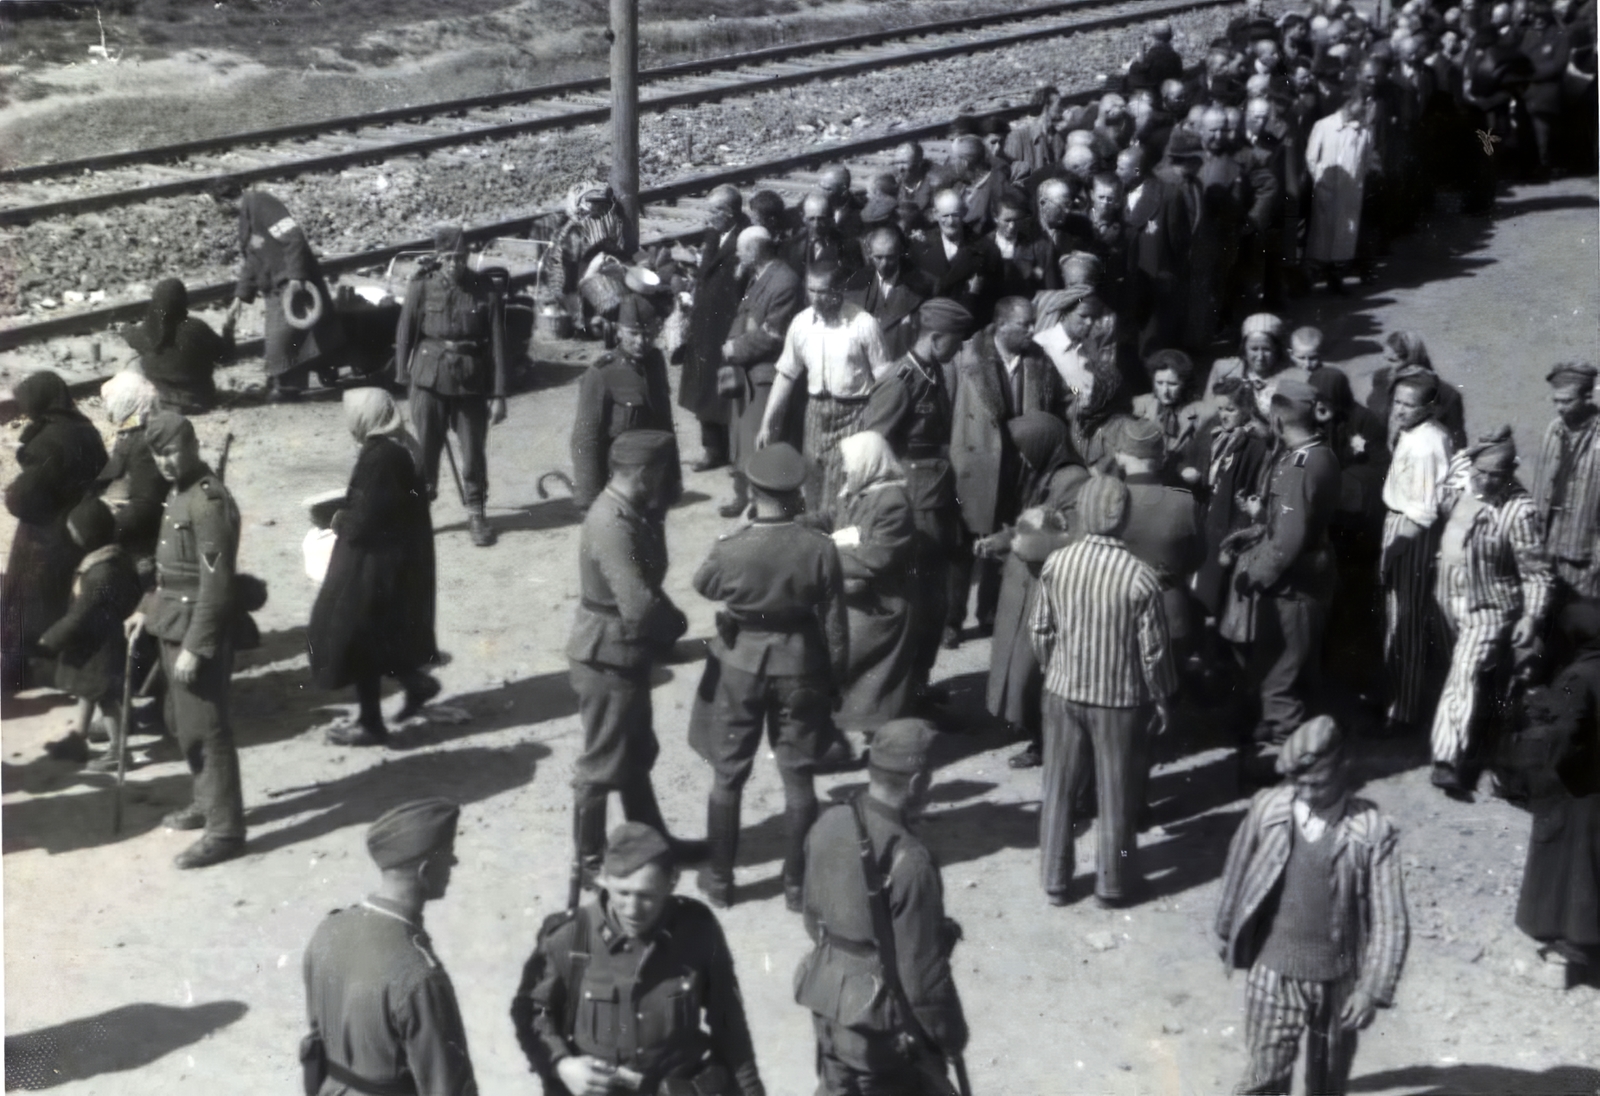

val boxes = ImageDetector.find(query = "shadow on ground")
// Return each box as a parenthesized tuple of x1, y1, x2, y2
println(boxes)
(3, 1001, 248, 1091)
(1349, 1062, 1600, 1095)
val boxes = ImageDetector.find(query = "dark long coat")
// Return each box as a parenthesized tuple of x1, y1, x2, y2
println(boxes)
(1516, 644, 1600, 949)
(40, 546, 142, 703)
(2, 388, 108, 690)
(308, 436, 437, 689)
(679, 220, 749, 423)
(96, 426, 170, 560)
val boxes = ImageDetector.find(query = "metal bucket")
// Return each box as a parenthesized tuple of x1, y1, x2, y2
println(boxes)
(537, 303, 574, 339)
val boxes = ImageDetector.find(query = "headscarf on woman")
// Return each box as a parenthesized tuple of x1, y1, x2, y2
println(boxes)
(343, 387, 421, 466)
(837, 431, 905, 499)
(1008, 412, 1076, 504)
(1385, 329, 1433, 371)
(12, 371, 82, 424)
(100, 371, 162, 429)
(125, 279, 188, 356)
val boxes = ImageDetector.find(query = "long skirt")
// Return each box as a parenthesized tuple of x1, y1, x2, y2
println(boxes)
(987, 554, 1042, 730)
(839, 592, 916, 733)
(1, 519, 81, 690)
(1516, 793, 1600, 950)
(802, 394, 868, 513)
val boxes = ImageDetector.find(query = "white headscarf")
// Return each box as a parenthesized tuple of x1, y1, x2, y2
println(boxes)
(837, 431, 904, 499)
(101, 370, 161, 428)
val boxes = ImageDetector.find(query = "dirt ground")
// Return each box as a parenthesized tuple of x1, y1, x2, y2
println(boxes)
(3, 172, 1598, 1094)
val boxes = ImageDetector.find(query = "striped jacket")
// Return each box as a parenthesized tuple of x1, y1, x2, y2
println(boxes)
(1532, 409, 1600, 566)
(1214, 785, 1409, 1007)
(1436, 454, 1555, 625)
(1029, 535, 1177, 708)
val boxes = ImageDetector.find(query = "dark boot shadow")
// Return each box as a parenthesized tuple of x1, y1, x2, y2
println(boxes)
(1348, 1063, 1600, 1095)
(4, 1000, 248, 1090)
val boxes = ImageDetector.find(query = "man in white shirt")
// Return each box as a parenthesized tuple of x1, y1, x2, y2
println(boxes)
(1377, 373, 1454, 735)
(757, 262, 890, 510)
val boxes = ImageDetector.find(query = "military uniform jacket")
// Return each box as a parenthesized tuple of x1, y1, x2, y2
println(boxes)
(512, 895, 765, 1096)
(693, 519, 848, 679)
(138, 464, 239, 659)
(566, 487, 686, 673)
(861, 351, 958, 516)
(302, 900, 478, 1096)
(1238, 439, 1341, 597)
(797, 796, 968, 1055)
(395, 266, 507, 398)
(1121, 474, 1204, 584)
(569, 347, 678, 510)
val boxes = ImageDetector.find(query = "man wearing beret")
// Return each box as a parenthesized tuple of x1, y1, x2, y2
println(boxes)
(1428, 428, 1555, 798)
(1233, 379, 1343, 769)
(303, 798, 478, 1096)
(1532, 363, 1600, 602)
(571, 294, 681, 512)
(1215, 717, 1409, 1096)
(396, 224, 508, 548)
(512, 822, 767, 1096)
(795, 719, 968, 1095)
(861, 296, 972, 691)
(568, 431, 702, 882)
(689, 443, 848, 910)
(123, 411, 245, 869)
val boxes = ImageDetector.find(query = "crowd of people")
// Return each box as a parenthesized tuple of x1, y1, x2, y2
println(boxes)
(4, 0, 1599, 1092)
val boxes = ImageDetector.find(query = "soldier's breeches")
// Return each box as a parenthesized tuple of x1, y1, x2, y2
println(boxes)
(813, 1017, 948, 1096)
(161, 639, 244, 841)
(411, 387, 489, 508)
(1237, 965, 1357, 1096)
(569, 659, 660, 789)
(1251, 592, 1329, 744)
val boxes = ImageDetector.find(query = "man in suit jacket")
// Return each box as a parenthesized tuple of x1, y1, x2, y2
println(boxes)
(719, 227, 804, 517)
(782, 191, 861, 281)
(948, 296, 1065, 639)
(1215, 717, 1409, 1096)
(1126, 138, 1195, 356)
(680, 185, 749, 472)
(952, 135, 1007, 235)
(911, 189, 997, 324)
(1191, 107, 1280, 343)
(843, 226, 932, 361)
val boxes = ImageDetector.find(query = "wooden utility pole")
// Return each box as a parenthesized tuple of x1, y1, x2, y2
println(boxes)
(609, 0, 640, 254)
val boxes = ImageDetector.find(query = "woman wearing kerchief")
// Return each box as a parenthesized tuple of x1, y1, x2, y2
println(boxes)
(123, 278, 234, 414)
(1366, 329, 1469, 449)
(309, 389, 440, 747)
(1206, 312, 1307, 417)
(1195, 377, 1273, 653)
(1132, 349, 1217, 489)
(93, 371, 169, 563)
(2, 372, 109, 692)
(806, 431, 918, 735)
(984, 412, 1090, 769)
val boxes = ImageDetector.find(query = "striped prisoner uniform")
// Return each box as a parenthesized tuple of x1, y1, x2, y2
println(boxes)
(1430, 455, 1555, 767)
(1532, 406, 1600, 598)
(1029, 535, 1176, 901)
(1215, 784, 1408, 1096)
(1379, 419, 1454, 725)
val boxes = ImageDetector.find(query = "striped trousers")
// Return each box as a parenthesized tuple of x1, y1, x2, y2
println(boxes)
(1040, 694, 1150, 901)
(1379, 512, 1439, 725)
(1429, 564, 1513, 767)
(1237, 964, 1358, 1096)
(801, 394, 868, 514)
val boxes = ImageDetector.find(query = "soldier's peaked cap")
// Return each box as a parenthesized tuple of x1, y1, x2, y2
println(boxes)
(603, 821, 673, 876)
(610, 429, 675, 468)
(143, 410, 196, 452)
(744, 443, 808, 494)
(367, 798, 460, 869)
(870, 718, 939, 775)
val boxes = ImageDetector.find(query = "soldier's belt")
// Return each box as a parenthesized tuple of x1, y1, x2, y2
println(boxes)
(425, 337, 485, 351)
(820, 930, 878, 958)
(581, 597, 622, 617)
(326, 1059, 417, 1096)
(729, 610, 815, 632)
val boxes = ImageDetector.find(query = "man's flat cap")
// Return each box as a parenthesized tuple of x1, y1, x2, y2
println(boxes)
(143, 410, 196, 453)
(616, 294, 658, 329)
(1166, 129, 1204, 160)
(1116, 416, 1167, 460)
(433, 224, 468, 255)
(918, 297, 974, 337)
(1276, 715, 1342, 776)
(1466, 425, 1518, 472)
(610, 429, 675, 468)
(367, 798, 460, 869)
(745, 443, 807, 493)
(603, 821, 673, 876)
(1547, 361, 1597, 389)
(1271, 378, 1318, 410)
(870, 718, 938, 775)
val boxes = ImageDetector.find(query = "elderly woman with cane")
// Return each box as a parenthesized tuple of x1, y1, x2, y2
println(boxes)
(309, 389, 441, 747)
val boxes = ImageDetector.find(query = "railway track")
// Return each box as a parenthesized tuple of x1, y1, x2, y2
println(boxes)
(0, 0, 1229, 227)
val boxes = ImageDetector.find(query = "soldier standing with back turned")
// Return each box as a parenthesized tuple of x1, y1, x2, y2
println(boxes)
(124, 411, 245, 870)
(395, 225, 508, 548)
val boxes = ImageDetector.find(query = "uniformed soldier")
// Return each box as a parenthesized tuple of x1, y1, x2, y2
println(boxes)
(795, 718, 968, 1096)
(123, 411, 245, 870)
(511, 822, 767, 1096)
(862, 298, 974, 693)
(302, 798, 478, 1096)
(570, 294, 681, 512)
(395, 225, 508, 548)
(1234, 379, 1342, 774)
(688, 443, 849, 911)
(567, 430, 705, 882)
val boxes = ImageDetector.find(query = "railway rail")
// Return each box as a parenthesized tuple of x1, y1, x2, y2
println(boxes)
(0, 0, 1231, 227)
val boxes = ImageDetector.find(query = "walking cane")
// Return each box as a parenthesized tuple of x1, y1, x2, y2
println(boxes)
(111, 642, 135, 836)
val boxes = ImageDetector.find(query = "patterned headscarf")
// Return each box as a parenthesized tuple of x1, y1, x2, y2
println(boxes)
(101, 371, 162, 428)
(837, 431, 904, 498)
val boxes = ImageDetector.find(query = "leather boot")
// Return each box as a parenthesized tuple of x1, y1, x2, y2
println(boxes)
(781, 795, 818, 910)
(468, 508, 497, 547)
(697, 794, 742, 908)
(573, 788, 609, 890)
